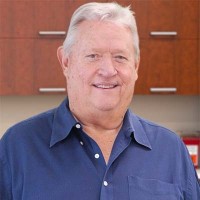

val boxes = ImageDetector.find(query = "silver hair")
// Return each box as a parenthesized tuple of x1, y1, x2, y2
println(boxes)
(63, 2, 140, 62)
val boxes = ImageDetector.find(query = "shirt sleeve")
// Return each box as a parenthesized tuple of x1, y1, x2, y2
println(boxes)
(0, 136, 12, 200)
(180, 139, 200, 200)
(185, 164, 200, 200)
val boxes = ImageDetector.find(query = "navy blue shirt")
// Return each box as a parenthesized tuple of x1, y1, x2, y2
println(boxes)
(0, 99, 199, 200)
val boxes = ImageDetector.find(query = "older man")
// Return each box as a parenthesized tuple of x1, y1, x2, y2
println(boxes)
(0, 2, 199, 200)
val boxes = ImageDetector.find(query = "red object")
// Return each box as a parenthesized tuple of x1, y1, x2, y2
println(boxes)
(182, 137, 200, 168)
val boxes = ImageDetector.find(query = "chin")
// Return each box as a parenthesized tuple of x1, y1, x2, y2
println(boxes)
(93, 101, 119, 112)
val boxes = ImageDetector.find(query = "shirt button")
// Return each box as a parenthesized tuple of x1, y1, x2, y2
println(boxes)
(103, 181, 108, 186)
(80, 141, 84, 146)
(94, 153, 100, 159)
(75, 124, 81, 129)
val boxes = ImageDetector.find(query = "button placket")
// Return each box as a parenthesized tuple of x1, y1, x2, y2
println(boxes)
(100, 173, 113, 200)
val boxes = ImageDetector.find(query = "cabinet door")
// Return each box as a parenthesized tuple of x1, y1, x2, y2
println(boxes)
(34, 39, 66, 94)
(0, 39, 35, 95)
(0, 1, 36, 38)
(146, 0, 178, 39)
(0, 1, 71, 38)
(177, 0, 199, 39)
(138, 39, 199, 95)
(176, 40, 199, 95)
(146, 0, 199, 39)
(140, 39, 178, 94)
(0, 39, 66, 95)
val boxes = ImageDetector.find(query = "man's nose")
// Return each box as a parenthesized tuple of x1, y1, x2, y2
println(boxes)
(97, 56, 117, 77)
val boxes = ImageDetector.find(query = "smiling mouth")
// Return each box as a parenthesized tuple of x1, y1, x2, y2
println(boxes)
(93, 84, 118, 89)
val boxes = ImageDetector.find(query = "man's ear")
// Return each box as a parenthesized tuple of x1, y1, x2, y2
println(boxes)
(134, 57, 140, 81)
(135, 57, 140, 73)
(57, 46, 68, 74)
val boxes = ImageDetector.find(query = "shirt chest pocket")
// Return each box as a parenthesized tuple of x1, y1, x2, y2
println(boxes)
(128, 176, 183, 200)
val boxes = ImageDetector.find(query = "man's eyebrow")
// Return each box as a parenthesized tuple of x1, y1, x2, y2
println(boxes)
(87, 47, 129, 54)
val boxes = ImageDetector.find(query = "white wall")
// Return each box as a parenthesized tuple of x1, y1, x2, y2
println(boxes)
(0, 95, 199, 138)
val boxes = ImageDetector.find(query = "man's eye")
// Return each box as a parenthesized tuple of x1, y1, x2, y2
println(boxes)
(115, 55, 128, 61)
(86, 54, 99, 59)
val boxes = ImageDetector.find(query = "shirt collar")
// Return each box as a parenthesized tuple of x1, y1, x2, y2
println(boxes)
(123, 109, 152, 150)
(50, 98, 77, 147)
(50, 99, 152, 150)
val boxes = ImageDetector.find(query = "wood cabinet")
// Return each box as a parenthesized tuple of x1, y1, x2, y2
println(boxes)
(0, 1, 66, 95)
(134, 0, 199, 94)
(0, 0, 199, 95)
(0, 39, 35, 95)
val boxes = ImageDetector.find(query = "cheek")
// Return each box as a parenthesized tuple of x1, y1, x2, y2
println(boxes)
(65, 68, 77, 89)
(77, 66, 94, 83)
(67, 68, 88, 88)
(121, 67, 138, 85)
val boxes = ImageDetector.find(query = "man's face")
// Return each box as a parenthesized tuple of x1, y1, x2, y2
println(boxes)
(59, 20, 139, 113)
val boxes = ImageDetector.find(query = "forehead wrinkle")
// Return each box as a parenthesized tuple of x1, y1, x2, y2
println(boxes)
(73, 21, 135, 57)
(87, 45, 133, 59)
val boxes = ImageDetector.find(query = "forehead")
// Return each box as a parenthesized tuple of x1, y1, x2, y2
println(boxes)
(74, 20, 134, 53)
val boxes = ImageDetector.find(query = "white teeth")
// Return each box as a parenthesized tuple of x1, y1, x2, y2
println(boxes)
(96, 84, 116, 89)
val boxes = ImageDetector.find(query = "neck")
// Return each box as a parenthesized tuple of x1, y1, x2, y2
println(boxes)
(70, 106, 127, 164)
(71, 106, 126, 132)
(75, 111, 124, 164)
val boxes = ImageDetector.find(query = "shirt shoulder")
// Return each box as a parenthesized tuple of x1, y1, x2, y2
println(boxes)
(0, 109, 56, 162)
(129, 112, 186, 159)
(0, 108, 56, 153)
(133, 113, 181, 143)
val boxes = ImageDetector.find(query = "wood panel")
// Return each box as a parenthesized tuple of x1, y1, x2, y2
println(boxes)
(176, 40, 199, 94)
(146, 39, 177, 92)
(0, 0, 108, 38)
(135, 40, 148, 94)
(146, 0, 178, 38)
(33, 39, 66, 94)
(177, 0, 199, 39)
(0, 39, 35, 95)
